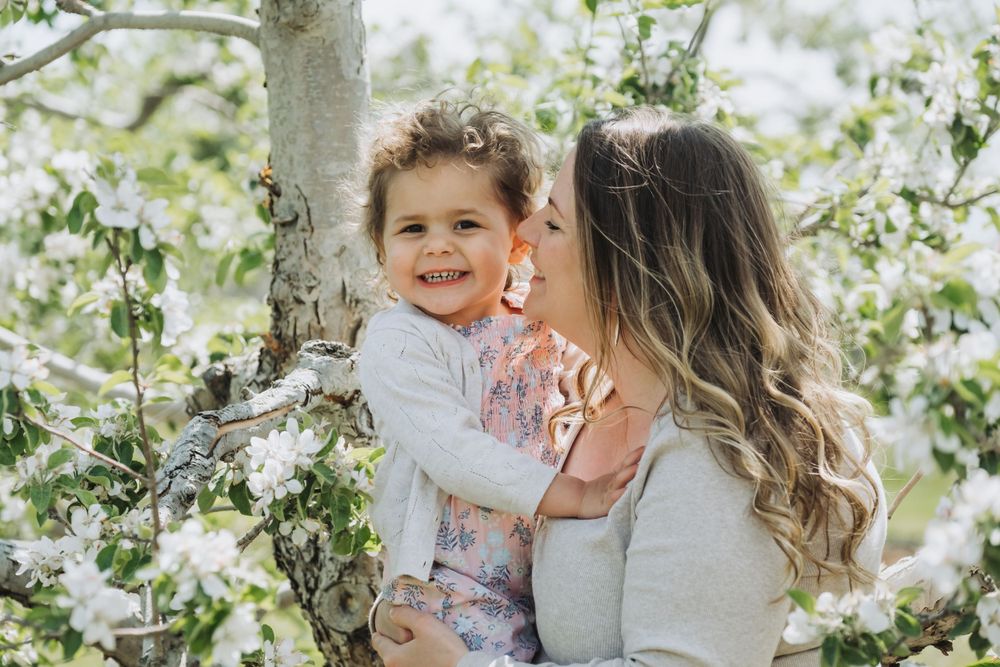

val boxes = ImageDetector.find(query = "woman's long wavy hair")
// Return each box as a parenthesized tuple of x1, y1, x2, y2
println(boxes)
(573, 107, 879, 587)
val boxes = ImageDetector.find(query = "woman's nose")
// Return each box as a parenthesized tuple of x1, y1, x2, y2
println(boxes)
(517, 210, 541, 247)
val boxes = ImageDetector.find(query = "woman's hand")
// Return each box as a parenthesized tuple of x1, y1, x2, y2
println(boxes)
(373, 599, 413, 643)
(371, 605, 469, 667)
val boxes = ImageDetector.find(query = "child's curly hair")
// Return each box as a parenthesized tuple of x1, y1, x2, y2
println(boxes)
(362, 99, 544, 264)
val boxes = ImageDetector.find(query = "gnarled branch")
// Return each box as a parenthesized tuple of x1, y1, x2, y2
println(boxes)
(0, 10, 258, 85)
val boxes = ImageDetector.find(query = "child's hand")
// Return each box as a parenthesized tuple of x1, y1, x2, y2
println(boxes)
(575, 446, 645, 519)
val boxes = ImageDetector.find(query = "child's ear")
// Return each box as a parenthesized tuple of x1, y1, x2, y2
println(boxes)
(509, 235, 531, 264)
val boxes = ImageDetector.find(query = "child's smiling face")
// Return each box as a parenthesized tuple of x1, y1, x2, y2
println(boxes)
(382, 159, 527, 327)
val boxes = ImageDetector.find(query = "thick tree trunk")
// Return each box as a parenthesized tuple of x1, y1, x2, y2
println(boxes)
(256, 1, 381, 664)
(257, 0, 380, 376)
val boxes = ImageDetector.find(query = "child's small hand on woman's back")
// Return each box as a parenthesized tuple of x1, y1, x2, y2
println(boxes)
(576, 446, 644, 518)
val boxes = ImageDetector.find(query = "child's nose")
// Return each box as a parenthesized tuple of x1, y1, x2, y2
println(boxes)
(423, 233, 453, 255)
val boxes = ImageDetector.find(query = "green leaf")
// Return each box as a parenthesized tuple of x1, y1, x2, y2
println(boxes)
(584, 0, 598, 14)
(62, 629, 83, 660)
(46, 448, 75, 470)
(894, 610, 922, 637)
(110, 301, 130, 338)
(30, 482, 52, 515)
(839, 644, 871, 665)
(75, 488, 99, 507)
(32, 380, 61, 395)
(949, 613, 979, 638)
(894, 586, 924, 608)
(787, 588, 815, 614)
(67, 191, 96, 233)
(96, 543, 117, 571)
(144, 248, 166, 293)
(262, 624, 275, 644)
(229, 481, 253, 516)
(197, 485, 216, 514)
(312, 462, 338, 485)
(99, 369, 134, 397)
(215, 252, 236, 287)
(971, 628, 993, 658)
(234, 249, 264, 285)
(820, 636, 841, 667)
(68, 292, 100, 316)
(136, 167, 173, 185)
(637, 14, 655, 40)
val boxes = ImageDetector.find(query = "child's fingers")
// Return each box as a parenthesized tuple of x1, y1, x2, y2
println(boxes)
(613, 462, 640, 488)
(621, 446, 645, 467)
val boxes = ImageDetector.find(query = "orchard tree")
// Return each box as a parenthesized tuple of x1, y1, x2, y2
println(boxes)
(2, 0, 1000, 665)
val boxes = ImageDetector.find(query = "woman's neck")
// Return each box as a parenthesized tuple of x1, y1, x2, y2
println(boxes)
(605, 340, 668, 416)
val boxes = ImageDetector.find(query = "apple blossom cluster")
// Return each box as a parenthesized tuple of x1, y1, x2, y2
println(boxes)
(56, 560, 140, 651)
(142, 519, 256, 610)
(918, 469, 1000, 598)
(92, 162, 174, 250)
(244, 418, 323, 515)
(12, 504, 107, 587)
(783, 586, 897, 647)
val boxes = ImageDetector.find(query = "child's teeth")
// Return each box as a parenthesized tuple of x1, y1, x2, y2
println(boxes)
(425, 271, 462, 283)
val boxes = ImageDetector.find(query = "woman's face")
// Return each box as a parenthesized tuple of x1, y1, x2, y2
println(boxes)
(519, 150, 594, 353)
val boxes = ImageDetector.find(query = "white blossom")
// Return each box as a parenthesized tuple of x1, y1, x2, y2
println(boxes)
(0, 346, 49, 391)
(93, 174, 144, 230)
(264, 638, 310, 667)
(56, 560, 139, 651)
(150, 281, 194, 346)
(245, 418, 322, 515)
(149, 520, 242, 609)
(210, 603, 260, 667)
(870, 25, 912, 74)
(43, 230, 89, 262)
(977, 592, 1000, 647)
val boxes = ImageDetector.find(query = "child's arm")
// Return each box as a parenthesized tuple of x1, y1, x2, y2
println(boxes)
(538, 447, 644, 518)
(359, 327, 635, 519)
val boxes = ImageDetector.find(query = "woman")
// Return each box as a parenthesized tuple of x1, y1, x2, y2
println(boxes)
(371, 107, 887, 666)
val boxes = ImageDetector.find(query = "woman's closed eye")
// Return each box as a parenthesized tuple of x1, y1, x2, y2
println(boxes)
(544, 220, 560, 231)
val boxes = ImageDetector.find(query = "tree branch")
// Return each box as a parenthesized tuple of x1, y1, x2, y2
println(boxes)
(0, 326, 186, 422)
(0, 10, 258, 86)
(156, 340, 373, 524)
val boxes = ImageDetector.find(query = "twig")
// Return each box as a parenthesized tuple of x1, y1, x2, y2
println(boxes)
(202, 504, 237, 514)
(685, 0, 715, 59)
(108, 233, 163, 660)
(21, 414, 146, 482)
(888, 470, 925, 521)
(0, 9, 259, 85)
(237, 517, 272, 551)
(113, 622, 172, 637)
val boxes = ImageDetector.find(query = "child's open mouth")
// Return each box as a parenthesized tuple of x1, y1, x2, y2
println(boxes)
(420, 271, 468, 284)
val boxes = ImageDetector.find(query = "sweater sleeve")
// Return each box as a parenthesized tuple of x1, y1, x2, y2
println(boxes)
(359, 326, 558, 517)
(458, 430, 791, 667)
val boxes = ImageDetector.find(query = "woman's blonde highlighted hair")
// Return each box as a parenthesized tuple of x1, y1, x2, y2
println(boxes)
(573, 107, 879, 587)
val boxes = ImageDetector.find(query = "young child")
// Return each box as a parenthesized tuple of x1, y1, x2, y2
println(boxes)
(358, 101, 639, 660)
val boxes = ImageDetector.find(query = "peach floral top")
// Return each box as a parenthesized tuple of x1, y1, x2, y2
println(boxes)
(383, 291, 566, 660)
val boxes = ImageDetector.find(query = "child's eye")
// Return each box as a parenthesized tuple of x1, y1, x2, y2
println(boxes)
(400, 224, 423, 234)
(455, 219, 480, 230)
